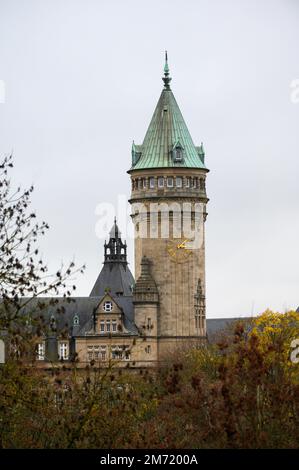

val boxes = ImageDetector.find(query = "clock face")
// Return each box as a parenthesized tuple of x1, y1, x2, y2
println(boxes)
(166, 238, 192, 263)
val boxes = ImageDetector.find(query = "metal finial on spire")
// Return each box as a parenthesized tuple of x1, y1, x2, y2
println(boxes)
(162, 50, 172, 90)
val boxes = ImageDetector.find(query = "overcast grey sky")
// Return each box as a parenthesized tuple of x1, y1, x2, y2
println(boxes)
(0, 0, 298, 318)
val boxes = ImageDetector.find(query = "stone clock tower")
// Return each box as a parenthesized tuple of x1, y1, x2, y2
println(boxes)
(128, 53, 209, 358)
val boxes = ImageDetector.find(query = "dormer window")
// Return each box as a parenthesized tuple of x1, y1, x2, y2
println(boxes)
(103, 301, 113, 312)
(73, 314, 79, 326)
(172, 142, 184, 163)
(131, 141, 141, 166)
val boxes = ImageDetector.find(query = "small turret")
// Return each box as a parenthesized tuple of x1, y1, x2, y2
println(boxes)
(133, 256, 159, 304)
(133, 256, 159, 340)
(104, 218, 127, 264)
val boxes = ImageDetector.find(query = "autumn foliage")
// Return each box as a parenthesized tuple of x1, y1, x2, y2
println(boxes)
(1, 158, 299, 448)
(1, 310, 299, 449)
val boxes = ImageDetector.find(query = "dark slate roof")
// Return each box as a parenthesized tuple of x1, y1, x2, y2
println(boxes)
(19, 295, 138, 337)
(89, 263, 135, 298)
(206, 317, 251, 341)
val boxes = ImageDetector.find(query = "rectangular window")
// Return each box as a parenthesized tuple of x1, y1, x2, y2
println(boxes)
(37, 342, 45, 361)
(101, 345, 107, 361)
(59, 342, 68, 360)
(112, 320, 117, 332)
(158, 177, 164, 188)
(124, 347, 131, 361)
(176, 177, 182, 188)
(106, 321, 111, 332)
(100, 320, 105, 333)
(186, 177, 190, 188)
(149, 177, 155, 189)
(167, 177, 173, 188)
(147, 318, 152, 330)
(143, 178, 147, 189)
(111, 346, 118, 360)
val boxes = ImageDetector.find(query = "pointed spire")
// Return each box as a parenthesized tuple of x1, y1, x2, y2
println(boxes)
(162, 50, 172, 90)
(109, 217, 120, 238)
(129, 52, 207, 171)
(105, 218, 127, 264)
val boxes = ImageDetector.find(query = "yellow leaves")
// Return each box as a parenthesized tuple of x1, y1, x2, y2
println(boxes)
(249, 310, 299, 382)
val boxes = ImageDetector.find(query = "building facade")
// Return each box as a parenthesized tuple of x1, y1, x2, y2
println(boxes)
(21, 54, 211, 367)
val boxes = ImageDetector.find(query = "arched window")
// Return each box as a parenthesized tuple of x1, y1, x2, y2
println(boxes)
(73, 314, 79, 326)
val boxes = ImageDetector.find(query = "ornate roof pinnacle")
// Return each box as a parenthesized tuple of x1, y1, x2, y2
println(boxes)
(162, 50, 172, 90)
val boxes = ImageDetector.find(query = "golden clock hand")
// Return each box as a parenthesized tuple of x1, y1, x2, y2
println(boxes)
(177, 239, 189, 249)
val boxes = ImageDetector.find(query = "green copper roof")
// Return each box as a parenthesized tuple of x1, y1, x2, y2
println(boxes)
(130, 53, 206, 171)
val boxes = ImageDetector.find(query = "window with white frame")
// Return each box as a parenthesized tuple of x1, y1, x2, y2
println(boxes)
(158, 176, 164, 188)
(124, 346, 131, 361)
(101, 345, 107, 360)
(173, 146, 184, 162)
(87, 345, 102, 361)
(103, 301, 113, 312)
(106, 320, 111, 332)
(111, 346, 120, 360)
(176, 177, 182, 188)
(167, 177, 174, 188)
(37, 342, 45, 361)
(94, 346, 100, 360)
(143, 178, 147, 188)
(112, 320, 117, 332)
(87, 346, 93, 361)
(111, 345, 130, 360)
(100, 320, 105, 333)
(149, 177, 155, 189)
(58, 342, 69, 360)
